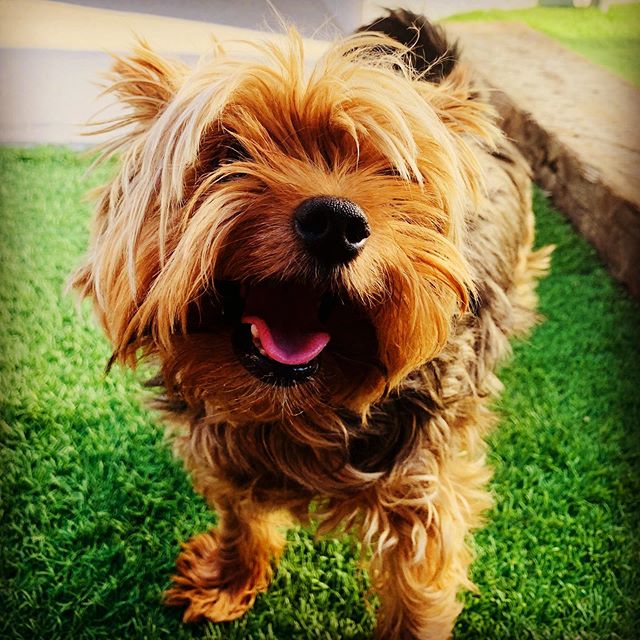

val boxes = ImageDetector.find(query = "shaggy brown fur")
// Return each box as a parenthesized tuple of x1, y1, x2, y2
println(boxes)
(72, 10, 551, 639)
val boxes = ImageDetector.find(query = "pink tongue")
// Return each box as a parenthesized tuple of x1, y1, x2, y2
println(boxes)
(241, 282, 330, 366)
(242, 315, 330, 365)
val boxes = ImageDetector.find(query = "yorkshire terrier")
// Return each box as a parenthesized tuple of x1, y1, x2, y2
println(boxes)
(72, 10, 551, 639)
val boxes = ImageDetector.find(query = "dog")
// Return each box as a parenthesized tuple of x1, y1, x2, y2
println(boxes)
(71, 10, 551, 639)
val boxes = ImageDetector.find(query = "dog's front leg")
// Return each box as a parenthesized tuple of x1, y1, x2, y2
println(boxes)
(165, 491, 290, 623)
(369, 445, 493, 639)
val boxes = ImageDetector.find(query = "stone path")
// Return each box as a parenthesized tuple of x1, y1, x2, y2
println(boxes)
(446, 21, 640, 298)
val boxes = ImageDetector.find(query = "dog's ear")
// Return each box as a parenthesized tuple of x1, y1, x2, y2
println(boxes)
(96, 42, 188, 142)
(357, 11, 500, 146)
(423, 66, 500, 144)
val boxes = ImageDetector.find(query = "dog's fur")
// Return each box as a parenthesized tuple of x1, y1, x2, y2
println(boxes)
(72, 10, 551, 639)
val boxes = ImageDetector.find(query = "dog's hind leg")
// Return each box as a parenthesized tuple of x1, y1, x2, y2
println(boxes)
(164, 494, 290, 623)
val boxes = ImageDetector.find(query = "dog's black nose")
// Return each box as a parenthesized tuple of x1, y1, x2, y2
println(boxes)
(294, 196, 370, 265)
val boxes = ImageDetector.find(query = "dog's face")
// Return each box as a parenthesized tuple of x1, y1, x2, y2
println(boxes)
(75, 32, 493, 423)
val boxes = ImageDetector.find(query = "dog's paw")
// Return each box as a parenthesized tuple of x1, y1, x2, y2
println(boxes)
(165, 581, 259, 623)
(164, 531, 268, 623)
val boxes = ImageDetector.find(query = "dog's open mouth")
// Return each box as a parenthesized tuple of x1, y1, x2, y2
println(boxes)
(196, 279, 378, 387)
(232, 281, 331, 386)
(241, 281, 330, 366)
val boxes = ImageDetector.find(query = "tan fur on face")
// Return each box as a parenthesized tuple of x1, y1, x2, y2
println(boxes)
(73, 31, 500, 410)
(72, 24, 550, 640)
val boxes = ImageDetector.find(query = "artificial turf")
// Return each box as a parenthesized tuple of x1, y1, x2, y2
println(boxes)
(1, 140, 639, 640)
(446, 3, 640, 86)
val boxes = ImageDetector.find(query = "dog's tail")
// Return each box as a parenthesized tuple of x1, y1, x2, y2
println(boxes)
(357, 9, 459, 83)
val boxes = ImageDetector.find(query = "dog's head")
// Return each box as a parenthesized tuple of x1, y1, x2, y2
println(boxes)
(73, 31, 496, 424)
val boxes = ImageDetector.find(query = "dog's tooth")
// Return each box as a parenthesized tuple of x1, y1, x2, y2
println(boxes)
(251, 331, 264, 353)
(259, 347, 267, 356)
(250, 324, 258, 338)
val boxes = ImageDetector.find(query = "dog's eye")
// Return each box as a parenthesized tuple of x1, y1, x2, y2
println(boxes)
(207, 139, 251, 182)
(224, 139, 250, 163)
(380, 166, 422, 184)
(380, 166, 402, 178)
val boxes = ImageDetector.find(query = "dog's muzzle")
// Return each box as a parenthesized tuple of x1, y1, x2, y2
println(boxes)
(294, 196, 370, 266)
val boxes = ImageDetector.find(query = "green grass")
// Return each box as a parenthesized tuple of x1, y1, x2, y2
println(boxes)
(1, 146, 639, 640)
(447, 3, 640, 85)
